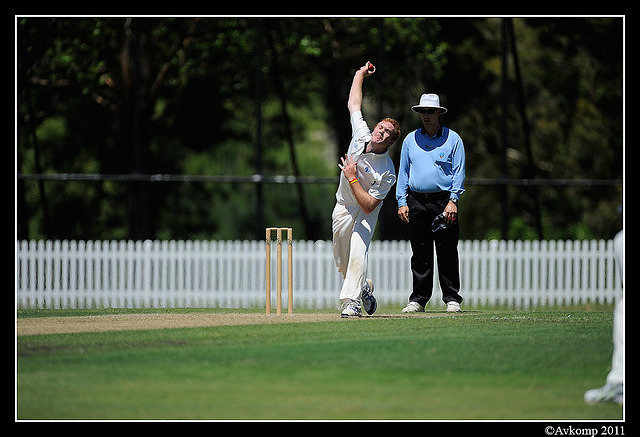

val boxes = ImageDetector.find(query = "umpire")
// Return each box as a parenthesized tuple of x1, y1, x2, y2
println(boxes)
(396, 94, 466, 313)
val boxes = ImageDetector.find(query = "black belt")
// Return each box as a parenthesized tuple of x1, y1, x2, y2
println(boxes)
(408, 190, 450, 201)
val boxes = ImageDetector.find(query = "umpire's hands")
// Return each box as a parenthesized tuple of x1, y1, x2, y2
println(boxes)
(443, 200, 458, 224)
(398, 205, 409, 223)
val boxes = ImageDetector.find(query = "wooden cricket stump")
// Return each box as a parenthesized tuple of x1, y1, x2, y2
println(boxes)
(265, 227, 293, 315)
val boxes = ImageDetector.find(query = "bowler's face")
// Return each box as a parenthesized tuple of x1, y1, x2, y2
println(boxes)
(369, 120, 397, 152)
(372, 121, 396, 144)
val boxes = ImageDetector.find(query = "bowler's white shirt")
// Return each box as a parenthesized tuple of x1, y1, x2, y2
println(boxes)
(335, 111, 396, 211)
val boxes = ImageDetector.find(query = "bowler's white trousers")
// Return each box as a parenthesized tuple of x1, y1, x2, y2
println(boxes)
(332, 201, 380, 302)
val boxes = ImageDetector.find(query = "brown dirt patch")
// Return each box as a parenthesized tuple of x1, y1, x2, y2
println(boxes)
(17, 313, 329, 336)
(16, 312, 451, 336)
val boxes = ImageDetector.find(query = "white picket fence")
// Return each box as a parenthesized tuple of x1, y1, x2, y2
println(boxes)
(16, 239, 622, 310)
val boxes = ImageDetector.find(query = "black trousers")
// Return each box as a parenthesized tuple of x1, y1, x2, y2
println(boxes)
(407, 190, 463, 306)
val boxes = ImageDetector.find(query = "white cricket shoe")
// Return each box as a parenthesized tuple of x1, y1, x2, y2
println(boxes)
(401, 301, 425, 313)
(340, 299, 362, 318)
(584, 383, 623, 405)
(446, 301, 461, 313)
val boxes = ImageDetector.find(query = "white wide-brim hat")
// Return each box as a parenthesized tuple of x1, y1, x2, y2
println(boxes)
(411, 93, 447, 114)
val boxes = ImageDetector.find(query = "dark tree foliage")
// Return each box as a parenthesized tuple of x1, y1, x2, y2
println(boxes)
(17, 17, 623, 241)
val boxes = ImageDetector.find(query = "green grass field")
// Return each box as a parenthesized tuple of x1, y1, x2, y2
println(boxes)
(16, 307, 623, 421)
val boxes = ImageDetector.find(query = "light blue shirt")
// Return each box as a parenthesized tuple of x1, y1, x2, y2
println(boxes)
(396, 126, 466, 207)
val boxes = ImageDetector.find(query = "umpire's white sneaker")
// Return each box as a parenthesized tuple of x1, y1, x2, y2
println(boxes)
(446, 301, 461, 313)
(401, 301, 425, 313)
